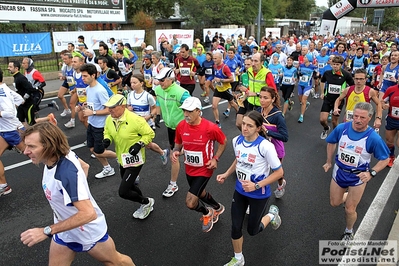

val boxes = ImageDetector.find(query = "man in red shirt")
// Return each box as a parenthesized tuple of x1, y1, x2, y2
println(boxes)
(174, 44, 201, 96)
(172, 97, 227, 233)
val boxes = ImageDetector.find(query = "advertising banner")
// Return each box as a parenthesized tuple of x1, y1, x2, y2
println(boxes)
(52, 30, 145, 52)
(265, 28, 281, 38)
(0, 32, 52, 57)
(0, 0, 126, 23)
(357, 0, 399, 8)
(155, 29, 194, 50)
(329, 0, 355, 19)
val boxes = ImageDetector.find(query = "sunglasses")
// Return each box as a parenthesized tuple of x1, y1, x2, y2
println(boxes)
(158, 78, 166, 82)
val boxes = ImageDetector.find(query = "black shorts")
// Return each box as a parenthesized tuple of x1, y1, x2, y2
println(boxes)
(181, 84, 196, 96)
(87, 124, 105, 154)
(121, 72, 133, 87)
(167, 127, 176, 149)
(237, 100, 260, 115)
(386, 116, 399, 131)
(61, 80, 70, 90)
(214, 89, 234, 102)
(186, 174, 210, 197)
(145, 87, 156, 97)
(280, 84, 295, 101)
(320, 97, 343, 114)
(17, 103, 36, 126)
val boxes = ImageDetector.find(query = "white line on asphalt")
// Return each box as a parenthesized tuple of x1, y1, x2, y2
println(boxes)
(5, 100, 227, 171)
(338, 155, 399, 266)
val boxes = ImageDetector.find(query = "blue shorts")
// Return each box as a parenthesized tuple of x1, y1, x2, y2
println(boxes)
(385, 115, 399, 131)
(0, 130, 21, 146)
(332, 164, 363, 188)
(298, 85, 312, 96)
(206, 76, 213, 81)
(53, 232, 109, 252)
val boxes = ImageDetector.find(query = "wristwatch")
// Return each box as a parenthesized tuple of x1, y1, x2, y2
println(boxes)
(93, 110, 97, 116)
(369, 169, 377, 178)
(254, 182, 261, 190)
(44, 226, 52, 236)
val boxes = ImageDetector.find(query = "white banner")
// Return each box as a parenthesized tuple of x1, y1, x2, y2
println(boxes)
(0, 0, 126, 23)
(52, 30, 145, 52)
(330, 0, 355, 19)
(357, 0, 399, 7)
(319, 20, 337, 35)
(155, 29, 194, 50)
(203, 28, 246, 43)
(265, 28, 281, 39)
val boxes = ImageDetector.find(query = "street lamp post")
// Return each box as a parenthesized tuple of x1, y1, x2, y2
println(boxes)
(257, 0, 261, 44)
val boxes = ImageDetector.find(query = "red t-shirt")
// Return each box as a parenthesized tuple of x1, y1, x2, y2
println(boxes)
(175, 118, 226, 177)
(175, 56, 200, 85)
(383, 85, 399, 119)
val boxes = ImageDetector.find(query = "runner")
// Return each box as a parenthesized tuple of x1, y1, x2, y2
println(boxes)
(382, 82, 399, 167)
(323, 102, 389, 241)
(297, 53, 317, 123)
(127, 74, 169, 165)
(103, 94, 155, 219)
(258, 87, 288, 198)
(217, 110, 283, 266)
(280, 56, 297, 116)
(172, 97, 227, 232)
(319, 56, 354, 139)
(378, 51, 399, 101)
(199, 52, 214, 104)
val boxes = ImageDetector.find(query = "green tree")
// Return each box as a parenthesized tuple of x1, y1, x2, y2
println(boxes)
(126, 0, 176, 19)
(379, 7, 399, 30)
(285, 0, 316, 19)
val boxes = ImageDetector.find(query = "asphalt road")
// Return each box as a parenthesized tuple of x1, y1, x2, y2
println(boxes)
(1, 85, 398, 266)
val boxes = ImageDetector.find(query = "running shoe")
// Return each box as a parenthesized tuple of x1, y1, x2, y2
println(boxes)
(341, 232, 354, 241)
(298, 114, 304, 123)
(223, 110, 230, 117)
(47, 113, 57, 126)
(162, 183, 178, 197)
(133, 205, 144, 219)
(320, 126, 330, 140)
(160, 149, 169, 165)
(95, 167, 115, 179)
(288, 100, 294, 111)
(224, 256, 245, 266)
(212, 203, 225, 223)
(200, 92, 206, 97)
(203, 96, 210, 104)
(306, 101, 310, 110)
(201, 208, 214, 232)
(216, 120, 221, 129)
(64, 120, 75, 128)
(138, 198, 155, 219)
(0, 185, 12, 196)
(51, 100, 60, 111)
(388, 156, 395, 168)
(60, 109, 71, 117)
(269, 205, 281, 230)
(274, 179, 287, 199)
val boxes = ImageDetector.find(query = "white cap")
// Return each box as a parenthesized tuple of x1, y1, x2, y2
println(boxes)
(155, 67, 175, 80)
(180, 97, 202, 111)
(145, 45, 154, 50)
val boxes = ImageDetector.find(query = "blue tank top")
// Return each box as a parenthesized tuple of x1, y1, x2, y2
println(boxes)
(316, 55, 330, 76)
(268, 63, 283, 84)
(202, 60, 214, 77)
(381, 63, 399, 91)
(281, 66, 297, 85)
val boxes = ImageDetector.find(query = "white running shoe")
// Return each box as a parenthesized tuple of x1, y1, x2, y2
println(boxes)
(64, 120, 75, 128)
(95, 168, 115, 179)
(274, 179, 287, 199)
(138, 198, 155, 219)
(162, 183, 178, 197)
(60, 109, 71, 117)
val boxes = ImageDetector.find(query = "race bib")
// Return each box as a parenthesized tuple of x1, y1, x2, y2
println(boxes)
(169, 63, 175, 68)
(180, 67, 190, 76)
(144, 73, 151, 81)
(66, 76, 75, 87)
(369, 67, 375, 74)
(205, 68, 212, 75)
(235, 165, 251, 181)
(338, 148, 360, 167)
(282, 76, 292, 84)
(391, 106, 399, 118)
(384, 71, 395, 80)
(376, 75, 380, 81)
(328, 84, 341, 94)
(121, 152, 144, 168)
(345, 110, 353, 121)
(318, 63, 326, 69)
(184, 150, 204, 167)
(293, 61, 299, 67)
(300, 75, 309, 82)
(76, 87, 86, 97)
(86, 102, 94, 111)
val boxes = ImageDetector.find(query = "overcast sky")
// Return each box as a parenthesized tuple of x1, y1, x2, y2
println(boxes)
(316, 0, 328, 7)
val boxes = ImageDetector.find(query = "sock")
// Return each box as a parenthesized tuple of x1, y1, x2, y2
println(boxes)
(266, 213, 274, 221)
(345, 228, 353, 234)
(0, 183, 7, 189)
(104, 165, 112, 171)
(71, 118, 75, 122)
(194, 201, 208, 215)
(200, 192, 219, 209)
(226, 108, 230, 112)
(234, 252, 243, 260)
(170, 181, 177, 186)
